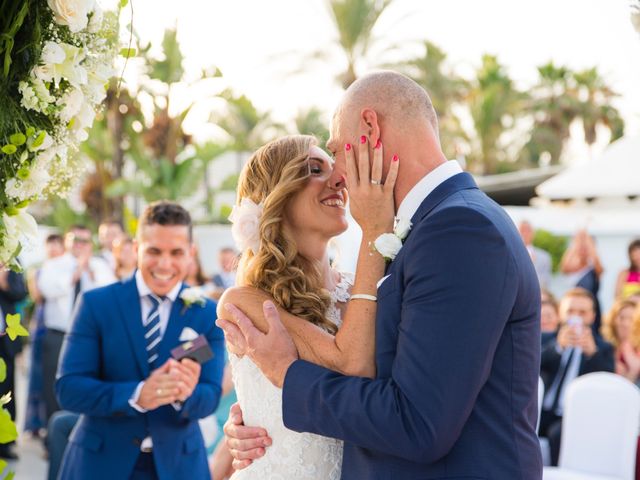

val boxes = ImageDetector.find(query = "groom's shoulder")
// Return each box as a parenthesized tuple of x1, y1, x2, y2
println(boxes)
(82, 278, 128, 304)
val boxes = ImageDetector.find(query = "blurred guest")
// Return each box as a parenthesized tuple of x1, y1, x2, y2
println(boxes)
(540, 289, 560, 347)
(186, 249, 215, 294)
(518, 221, 552, 288)
(37, 225, 115, 421)
(211, 247, 238, 300)
(601, 298, 640, 385)
(0, 267, 28, 459)
(614, 239, 640, 300)
(560, 229, 604, 330)
(112, 235, 137, 280)
(24, 233, 65, 438)
(539, 287, 614, 465)
(97, 219, 124, 271)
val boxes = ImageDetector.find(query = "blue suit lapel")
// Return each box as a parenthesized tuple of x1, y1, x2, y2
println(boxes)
(157, 283, 188, 363)
(385, 173, 479, 273)
(405, 172, 478, 242)
(114, 277, 149, 378)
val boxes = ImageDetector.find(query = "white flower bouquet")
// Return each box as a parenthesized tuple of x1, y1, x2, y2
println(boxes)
(0, 0, 121, 268)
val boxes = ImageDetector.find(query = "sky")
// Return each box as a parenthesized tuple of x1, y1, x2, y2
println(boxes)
(116, 0, 640, 160)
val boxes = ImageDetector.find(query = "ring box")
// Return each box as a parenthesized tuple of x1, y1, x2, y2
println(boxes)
(171, 334, 214, 364)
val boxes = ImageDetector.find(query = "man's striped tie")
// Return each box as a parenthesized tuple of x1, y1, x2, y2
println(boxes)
(144, 294, 165, 365)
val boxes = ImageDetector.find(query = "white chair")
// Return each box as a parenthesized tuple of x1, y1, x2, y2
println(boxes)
(538, 376, 552, 466)
(543, 372, 640, 480)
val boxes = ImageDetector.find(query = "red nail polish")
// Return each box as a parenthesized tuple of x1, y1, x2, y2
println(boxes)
(345, 143, 351, 151)
(360, 135, 366, 144)
(392, 154, 399, 162)
(375, 139, 382, 149)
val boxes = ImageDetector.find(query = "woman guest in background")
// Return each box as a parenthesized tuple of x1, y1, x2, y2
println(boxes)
(615, 239, 640, 300)
(540, 289, 560, 348)
(185, 248, 217, 295)
(560, 229, 604, 330)
(602, 298, 640, 385)
(112, 236, 137, 280)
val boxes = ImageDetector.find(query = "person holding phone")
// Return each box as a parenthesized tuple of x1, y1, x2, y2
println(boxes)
(539, 287, 614, 466)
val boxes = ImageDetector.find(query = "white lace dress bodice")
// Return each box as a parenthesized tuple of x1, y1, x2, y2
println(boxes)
(229, 272, 353, 480)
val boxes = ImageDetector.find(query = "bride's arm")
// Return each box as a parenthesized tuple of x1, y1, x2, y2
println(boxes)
(218, 138, 398, 378)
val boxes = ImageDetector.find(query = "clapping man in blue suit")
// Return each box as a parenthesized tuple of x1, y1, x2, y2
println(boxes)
(221, 72, 542, 479)
(56, 201, 225, 480)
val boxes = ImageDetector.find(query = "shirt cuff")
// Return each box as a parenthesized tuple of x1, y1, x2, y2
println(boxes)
(171, 401, 183, 411)
(128, 381, 148, 413)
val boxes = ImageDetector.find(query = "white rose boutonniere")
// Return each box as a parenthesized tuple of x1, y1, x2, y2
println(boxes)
(373, 217, 412, 261)
(180, 287, 207, 314)
(229, 198, 263, 254)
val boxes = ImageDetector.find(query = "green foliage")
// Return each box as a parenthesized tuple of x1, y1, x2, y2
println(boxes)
(533, 229, 568, 273)
(220, 173, 239, 191)
(148, 29, 184, 85)
(326, 0, 394, 88)
(294, 107, 330, 145)
(0, 359, 5, 383)
(5, 313, 28, 341)
(0, 408, 17, 444)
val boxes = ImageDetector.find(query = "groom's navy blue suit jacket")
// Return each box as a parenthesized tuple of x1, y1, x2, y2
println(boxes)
(55, 276, 225, 480)
(283, 173, 543, 479)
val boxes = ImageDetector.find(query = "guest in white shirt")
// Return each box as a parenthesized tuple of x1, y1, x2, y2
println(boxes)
(38, 224, 116, 421)
(518, 220, 552, 289)
(98, 219, 124, 272)
(211, 247, 238, 300)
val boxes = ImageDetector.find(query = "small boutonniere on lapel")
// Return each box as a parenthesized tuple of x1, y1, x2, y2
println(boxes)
(373, 216, 412, 261)
(179, 287, 207, 315)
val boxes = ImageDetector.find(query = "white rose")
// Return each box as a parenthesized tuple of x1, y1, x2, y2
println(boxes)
(229, 198, 263, 254)
(75, 101, 96, 129)
(41, 41, 66, 64)
(181, 287, 205, 304)
(394, 217, 412, 240)
(47, 0, 94, 32)
(58, 88, 84, 122)
(374, 233, 403, 261)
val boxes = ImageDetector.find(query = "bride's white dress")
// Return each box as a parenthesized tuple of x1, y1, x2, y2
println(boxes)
(229, 273, 352, 479)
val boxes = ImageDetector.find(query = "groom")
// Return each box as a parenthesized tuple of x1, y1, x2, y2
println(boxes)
(220, 72, 542, 479)
(56, 201, 225, 480)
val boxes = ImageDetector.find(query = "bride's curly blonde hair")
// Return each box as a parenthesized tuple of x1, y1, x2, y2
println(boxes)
(235, 135, 337, 334)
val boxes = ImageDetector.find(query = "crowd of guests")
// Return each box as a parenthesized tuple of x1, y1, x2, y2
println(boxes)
(520, 221, 640, 467)
(0, 216, 239, 479)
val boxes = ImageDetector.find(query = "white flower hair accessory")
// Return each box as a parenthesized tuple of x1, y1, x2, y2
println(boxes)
(229, 198, 263, 254)
(373, 216, 412, 261)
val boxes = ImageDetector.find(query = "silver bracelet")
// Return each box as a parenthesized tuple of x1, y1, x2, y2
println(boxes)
(350, 293, 377, 302)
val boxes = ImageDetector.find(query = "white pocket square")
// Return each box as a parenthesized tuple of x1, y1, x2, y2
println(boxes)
(377, 274, 391, 289)
(179, 327, 199, 342)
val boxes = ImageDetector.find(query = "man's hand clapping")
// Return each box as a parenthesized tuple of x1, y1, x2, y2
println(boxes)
(138, 358, 201, 409)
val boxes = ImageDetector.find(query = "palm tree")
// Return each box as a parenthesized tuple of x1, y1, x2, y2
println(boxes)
(571, 67, 624, 147)
(210, 89, 284, 174)
(294, 107, 330, 145)
(391, 40, 469, 160)
(466, 55, 525, 174)
(520, 62, 576, 167)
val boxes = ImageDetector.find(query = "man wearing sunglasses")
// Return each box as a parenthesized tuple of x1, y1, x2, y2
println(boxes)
(38, 224, 116, 424)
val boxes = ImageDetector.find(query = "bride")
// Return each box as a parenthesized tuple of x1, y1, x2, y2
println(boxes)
(215, 133, 398, 479)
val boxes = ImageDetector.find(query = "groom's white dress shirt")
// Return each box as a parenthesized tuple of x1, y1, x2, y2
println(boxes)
(396, 160, 463, 222)
(38, 253, 116, 332)
(129, 270, 183, 450)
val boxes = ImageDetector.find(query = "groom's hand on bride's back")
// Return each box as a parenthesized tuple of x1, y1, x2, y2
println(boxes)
(224, 403, 272, 470)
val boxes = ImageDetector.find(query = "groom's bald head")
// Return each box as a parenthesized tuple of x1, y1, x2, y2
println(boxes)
(332, 71, 439, 139)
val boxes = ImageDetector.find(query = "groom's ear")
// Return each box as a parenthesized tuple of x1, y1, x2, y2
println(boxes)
(360, 108, 381, 146)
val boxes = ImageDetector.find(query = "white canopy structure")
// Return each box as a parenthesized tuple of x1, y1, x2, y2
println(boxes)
(536, 136, 640, 201)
